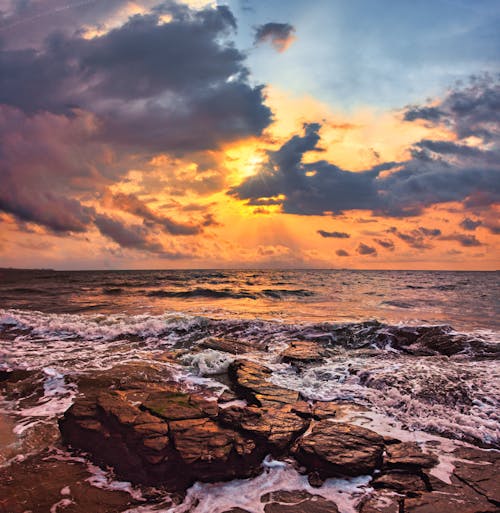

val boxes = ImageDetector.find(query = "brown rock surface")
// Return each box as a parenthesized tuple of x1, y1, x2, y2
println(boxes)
(228, 360, 300, 406)
(293, 420, 385, 478)
(261, 490, 340, 513)
(383, 442, 438, 471)
(200, 337, 261, 354)
(61, 385, 266, 489)
(372, 470, 427, 493)
(219, 402, 309, 451)
(404, 488, 498, 513)
(451, 446, 500, 505)
(0, 451, 139, 513)
(280, 341, 329, 365)
(359, 492, 402, 513)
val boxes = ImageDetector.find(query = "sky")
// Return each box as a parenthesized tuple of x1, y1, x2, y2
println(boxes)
(0, 0, 499, 270)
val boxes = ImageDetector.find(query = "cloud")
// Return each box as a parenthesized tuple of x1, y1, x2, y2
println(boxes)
(336, 249, 349, 257)
(374, 238, 395, 251)
(112, 193, 202, 235)
(231, 78, 500, 218)
(0, 4, 272, 152)
(254, 22, 295, 52)
(357, 243, 377, 256)
(0, 2, 272, 240)
(403, 74, 500, 141)
(94, 213, 163, 253)
(460, 217, 482, 231)
(388, 226, 441, 249)
(440, 232, 483, 247)
(317, 230, 350, 239)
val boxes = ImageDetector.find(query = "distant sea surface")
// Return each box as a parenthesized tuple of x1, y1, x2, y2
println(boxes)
(0, 268, 498, 331)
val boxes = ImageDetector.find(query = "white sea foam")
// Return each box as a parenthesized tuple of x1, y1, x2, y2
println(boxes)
(181, 349, 235, 376)
(124, 458, 372, 513)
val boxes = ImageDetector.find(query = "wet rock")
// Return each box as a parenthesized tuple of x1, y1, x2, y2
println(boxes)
(359, 491, 402, 513)
(219, 402, 309, 452)
(261, 490, 340, 513)
(228, 360, 300, 406)
(307, 471, 324, 487)
(293, 421, 385, 478)
(280, 341, 329, 365)
(60, 381, 265, 490)
(372, 470, 427, 493)
(200, 337, 259, 355)
(404, 487, 498, 513)
(0, 451, 139, 513)
(383, 443, 438, 471)
(451, 446, 500, 505)
(143, 390, 218, 420)
(0, 369, 45, 404)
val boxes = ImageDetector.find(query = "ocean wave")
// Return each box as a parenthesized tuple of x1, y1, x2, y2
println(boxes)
(147, 288, 258, 299)
(1, 308, 499, 447)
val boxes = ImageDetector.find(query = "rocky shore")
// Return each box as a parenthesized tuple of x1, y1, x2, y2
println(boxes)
(1, 332, 499, 513)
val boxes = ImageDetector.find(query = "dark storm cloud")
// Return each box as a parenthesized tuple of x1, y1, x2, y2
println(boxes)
(374, 238, 395, 251)
(388, 226, 441, 250)
(403, 74, 500, 141)
(460, 217, 482, 231)
(317, 230, 350, 239)
(357, 243, 377, 256)
(231, 78, 500, 218)
(0, 106, 117, 233)
(254, 22, 295, 52)
(336, 249, 349, 257)
(0, 4, 272, 151)
(403, 106, 444, 123)
(94, 213, 163, 252)
(0, 2, 272, 239)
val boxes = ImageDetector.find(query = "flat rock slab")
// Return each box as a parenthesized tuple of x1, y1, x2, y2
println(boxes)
(0, 451, 139, 513)
(404, 488, 498, 513)
(200, 337, 262, 354)
(261, 490, 340, 513)
(219, 402, 309, 451)
(383, 442, 438, 471)
(451, 446, 500, 505)
(293, 420, 385, 478)
(228, 360, 300, 406)
(280, 341, 329, 365)
(359, 492, 402, 513)
(372, 471, 427, 493)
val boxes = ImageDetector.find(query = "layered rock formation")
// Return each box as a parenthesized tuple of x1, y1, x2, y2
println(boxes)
(55, 358, 500, 512)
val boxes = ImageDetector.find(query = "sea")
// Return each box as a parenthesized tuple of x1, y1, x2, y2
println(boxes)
(0, 269, 499, 512)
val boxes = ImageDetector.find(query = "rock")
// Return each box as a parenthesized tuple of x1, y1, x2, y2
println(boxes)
(359, 491, 402, 513)
(261, 490, 339, 513)
(307, 471, 324, 487)
(200, 337, 259, 355)
(404, 487, 498, 513)
(0, 451, 139, 513)
(451, 446, 500, 505)
(383, 443, 438, 471)
(228, 360, 300, 406)
(280, 341, 329, 365)
(143, 390, 218, 420)
(293, 421, 385, 478)
(372, 471, 427, 493)
(168, 417, 261, 481)
(219, 402, 309, 452)
(60, 380, 266, 491)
